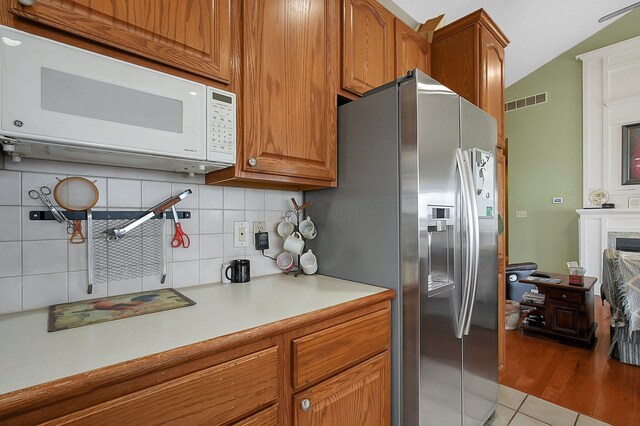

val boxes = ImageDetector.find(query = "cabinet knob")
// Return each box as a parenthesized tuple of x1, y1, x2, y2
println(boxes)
(300, 399, 311, 411)
(18, 0, 36, 6)
(248, 157, 257, 167)
(562, 294, 567, 299)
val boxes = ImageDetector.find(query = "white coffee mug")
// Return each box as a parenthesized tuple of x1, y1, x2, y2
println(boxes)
(221, 263, 231, 283)
(276, 252, 295, 272)
(283, 231, 305, 255)
(277, 217, 295, 238)
(299, 216, 317, 240)
(300, 249, 318, 275)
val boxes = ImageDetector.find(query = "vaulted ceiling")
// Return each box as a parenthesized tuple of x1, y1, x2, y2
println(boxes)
(385, 0, 634, 87)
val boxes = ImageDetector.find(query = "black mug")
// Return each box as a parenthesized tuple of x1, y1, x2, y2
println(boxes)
(225, 259, 250, 283)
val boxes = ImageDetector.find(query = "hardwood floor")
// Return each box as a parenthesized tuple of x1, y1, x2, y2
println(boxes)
(500, 296, 640, 426)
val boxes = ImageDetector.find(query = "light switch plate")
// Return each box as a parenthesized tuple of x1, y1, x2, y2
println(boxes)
(234, 221, 250, 247)
(515, 211, 527, 218)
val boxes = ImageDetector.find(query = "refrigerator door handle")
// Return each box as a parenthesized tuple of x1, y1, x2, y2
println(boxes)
(462, 149, 480, 336)
(455, 148, 474, 339)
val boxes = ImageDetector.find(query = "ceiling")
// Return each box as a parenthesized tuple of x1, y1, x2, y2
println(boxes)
(385, 0, 634, 87)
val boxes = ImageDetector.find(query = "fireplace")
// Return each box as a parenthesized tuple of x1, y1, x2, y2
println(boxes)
(578, 209, 640, 295)
(608, 232, 640, 252)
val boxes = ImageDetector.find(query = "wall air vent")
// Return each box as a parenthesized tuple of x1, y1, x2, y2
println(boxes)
(504, 92, 547, 112)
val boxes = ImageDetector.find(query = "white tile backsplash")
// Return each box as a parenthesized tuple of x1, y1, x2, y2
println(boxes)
(223, 233, 246, 258)
(0, 241, 22, 278)
(199, 209, 223, 234)
(223, 210, 245, 234)
(21, 207, 69, 240)
(0, 276, 21, 314)
(173, 260, 200, 288)
(0, 160, 299, 313)
(198, 185, 223, 209)
(172, 234, 200, 262)
(69, 270, 107, 301)
(142, 181, 172, 208)
(171, 183, 199, 209)
(22, 272, 68, 309)
(107, 178, 141, 208)
(224, 187, 245, 209)
(200, 234, 225, 259)
(0, 206, 21, 241)
(0, 171, 21, 205)
(22, 240, 67, 275)
(265, 190, 282, 211)
(199, 258, 223, 284)
(21, 172, 65, 206)
(245, 189, 265, 210)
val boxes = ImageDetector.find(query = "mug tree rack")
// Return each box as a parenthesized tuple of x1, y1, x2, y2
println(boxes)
(283, 197, 311, 277)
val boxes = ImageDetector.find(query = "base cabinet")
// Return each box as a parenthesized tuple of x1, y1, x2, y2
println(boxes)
(0, 300, 392, 425)
(293, 352, 390, 426)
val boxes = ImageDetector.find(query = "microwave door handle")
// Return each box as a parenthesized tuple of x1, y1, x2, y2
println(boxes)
(455, 148, 473, 339)
(462, 149, 480, 336)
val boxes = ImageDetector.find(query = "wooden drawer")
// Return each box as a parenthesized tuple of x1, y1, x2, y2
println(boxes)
(547, 288, 583, 304)
(292, 308, 390, 389)
(233, 404, 278, 425)
(48, 347, 278, 425)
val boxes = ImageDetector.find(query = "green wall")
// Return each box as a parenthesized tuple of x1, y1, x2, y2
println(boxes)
(506, 9, 640, 273)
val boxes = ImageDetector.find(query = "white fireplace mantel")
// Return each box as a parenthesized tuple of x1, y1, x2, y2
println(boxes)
(578, 208, 640, 294)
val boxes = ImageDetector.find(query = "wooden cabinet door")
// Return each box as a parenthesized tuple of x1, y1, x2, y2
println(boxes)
(479, 26, 505, 146)
(242, 0, 337, 183)
(10, 0, 231, 83)
(342, 0, 395, 96)
(394, 18, 430, 77)
(293, 352, 390, 426)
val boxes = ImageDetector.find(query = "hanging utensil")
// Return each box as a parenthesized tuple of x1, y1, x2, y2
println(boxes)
(53, 177, 100, 244)
(28, 186, 75, 234)
(170, 205, 191, 248)
(103, 189, 192, 241)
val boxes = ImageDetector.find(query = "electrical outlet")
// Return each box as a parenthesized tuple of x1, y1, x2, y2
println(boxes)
(253, 221, 266, 233)
(234, 221, 250, 247)
(515, 211, 527, 218)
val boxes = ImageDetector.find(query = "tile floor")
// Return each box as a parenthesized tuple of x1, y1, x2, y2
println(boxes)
(487, 385, 611, 426)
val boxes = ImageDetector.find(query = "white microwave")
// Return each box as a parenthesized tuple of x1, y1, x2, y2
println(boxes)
(0, 26, 236, 174)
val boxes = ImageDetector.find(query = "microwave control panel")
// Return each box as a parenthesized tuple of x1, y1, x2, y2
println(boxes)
(206, 87, 236, 165)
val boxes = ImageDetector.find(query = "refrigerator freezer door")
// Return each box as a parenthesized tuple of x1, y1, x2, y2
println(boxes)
(460, 99, 499, 425)
(407, 74, 464, 426)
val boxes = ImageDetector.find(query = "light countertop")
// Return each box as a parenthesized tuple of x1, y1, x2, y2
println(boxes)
(0, 274, 389, 395)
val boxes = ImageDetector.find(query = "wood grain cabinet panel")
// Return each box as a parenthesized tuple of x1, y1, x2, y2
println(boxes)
(342, 0, 395, 96)
(394, 18, 430, 77)
(9, 0, 231, 83)
(48, 347, 278, 425)
(292, 308, 390, 389)
(233, 404, 279, 426)
(293, 352, 390, 426)
(480, 26, 506, 145)
(205, 0, 338, 189)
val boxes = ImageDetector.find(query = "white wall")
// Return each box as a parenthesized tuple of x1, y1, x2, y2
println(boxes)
(0, 159, 298, 314)
(579, 35, 640, 208)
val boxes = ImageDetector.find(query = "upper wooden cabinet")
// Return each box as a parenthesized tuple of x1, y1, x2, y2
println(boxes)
(206, 0, 339, 190)
(8, 0, 232, 83)
(394, 18, 430, 78)
(342, 0, 395, 96)
(430, 9, 508, 145)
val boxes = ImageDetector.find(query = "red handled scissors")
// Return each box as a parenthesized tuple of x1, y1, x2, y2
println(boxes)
(171, 206, 191, 248)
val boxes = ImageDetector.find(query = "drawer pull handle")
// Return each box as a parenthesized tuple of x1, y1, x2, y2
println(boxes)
(562, 294, 567, 299)
(301, 399, 311, 411)
(18, 0, 36, 5)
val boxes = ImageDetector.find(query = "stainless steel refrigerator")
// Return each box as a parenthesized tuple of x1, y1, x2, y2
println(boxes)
(305, 70, 498, 426)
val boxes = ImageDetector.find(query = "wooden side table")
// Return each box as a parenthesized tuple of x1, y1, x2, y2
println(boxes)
(518, 272, 598, 348)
